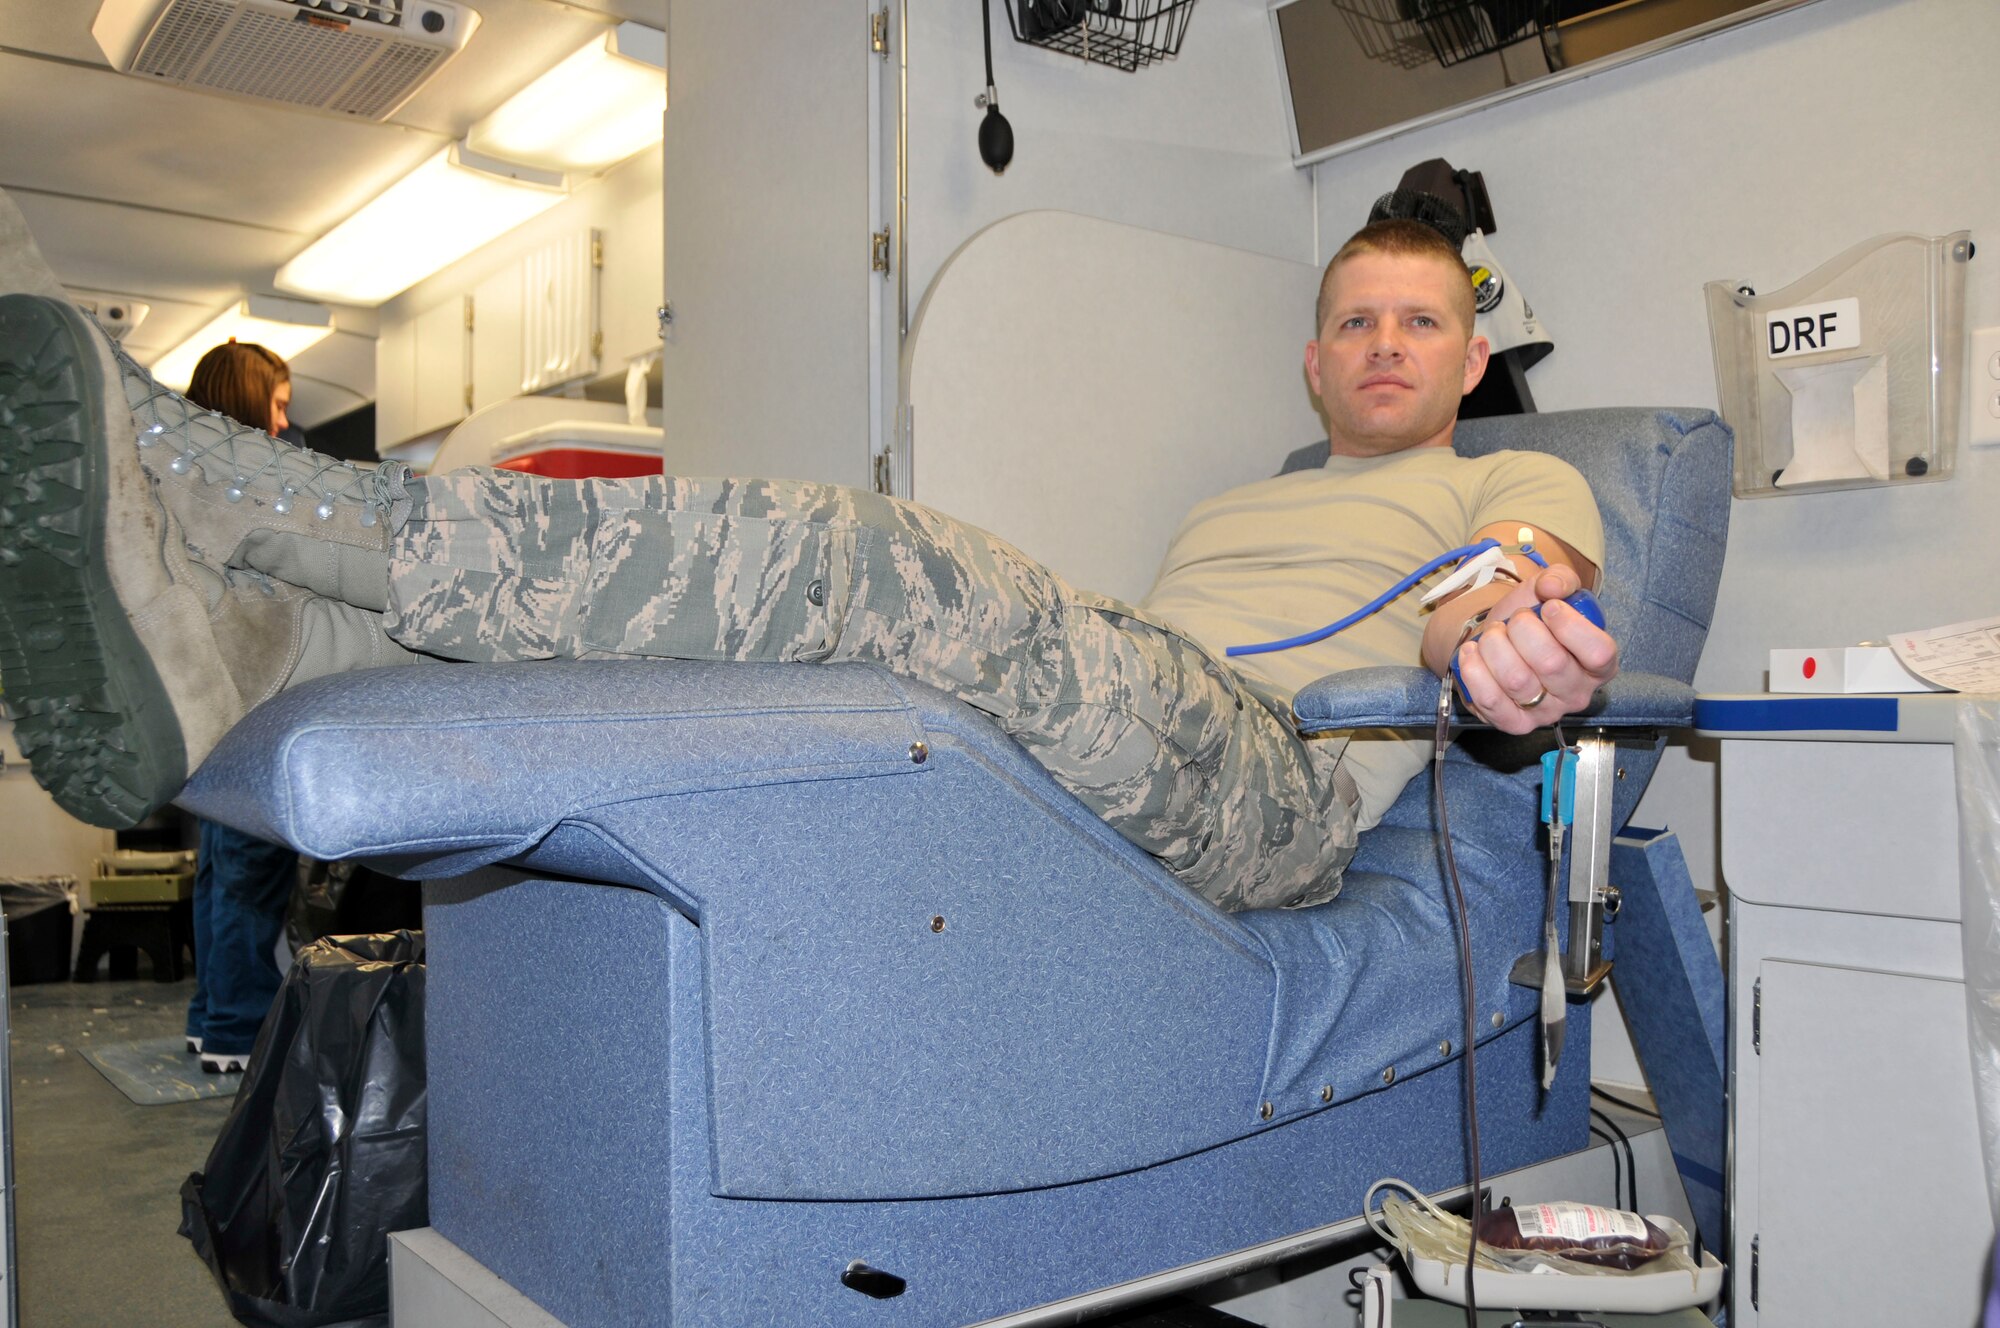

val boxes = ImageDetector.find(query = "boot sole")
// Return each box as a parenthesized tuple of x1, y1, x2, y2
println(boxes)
(0, 296, 185, 827)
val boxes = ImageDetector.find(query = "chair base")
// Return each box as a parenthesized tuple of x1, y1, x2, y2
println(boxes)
(392, 1128, 1683, 1328)
(421, 869, 1591, 1328)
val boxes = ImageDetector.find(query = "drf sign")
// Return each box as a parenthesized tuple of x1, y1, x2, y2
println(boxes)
(1765, 297, 1862, 359)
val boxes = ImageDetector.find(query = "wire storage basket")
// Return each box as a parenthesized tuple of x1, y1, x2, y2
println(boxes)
(1331, 0, 1543, 69)
(1004, 0, 1197, 71)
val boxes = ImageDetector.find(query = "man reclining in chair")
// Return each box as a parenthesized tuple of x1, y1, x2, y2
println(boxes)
(0, 213, 1615, 912)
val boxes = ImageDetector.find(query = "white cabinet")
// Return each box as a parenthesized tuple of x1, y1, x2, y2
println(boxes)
(471, 265, 523, 413)
(375, 294, 470, 447)
(660, 0, 872, 486)
(1752, 956, 1986, 1321)
(374, 315, 416, 449)
(1705, 696, 1995, 1326)
(412, 296, 470, 438)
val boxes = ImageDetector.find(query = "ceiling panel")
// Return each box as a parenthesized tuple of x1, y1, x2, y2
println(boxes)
(0, 0, 114, 64)
(0, 55, 444, 235)
(13, 191, 299, 306)
(557, 0, 664, 23)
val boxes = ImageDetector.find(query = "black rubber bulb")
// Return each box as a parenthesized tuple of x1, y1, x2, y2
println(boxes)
(979, 101, 1014, 174)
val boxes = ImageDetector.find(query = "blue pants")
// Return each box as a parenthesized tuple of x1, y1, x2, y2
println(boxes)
(185, 819, 298, 1056)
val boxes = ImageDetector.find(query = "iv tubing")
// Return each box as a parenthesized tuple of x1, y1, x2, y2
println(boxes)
(1225, 539, 1501, 658)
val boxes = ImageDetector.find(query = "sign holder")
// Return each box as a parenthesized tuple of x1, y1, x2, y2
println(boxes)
(1705, 231, 1971, 499)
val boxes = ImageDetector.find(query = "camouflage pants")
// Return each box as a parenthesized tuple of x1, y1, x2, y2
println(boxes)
(384, 472, 1357, 910)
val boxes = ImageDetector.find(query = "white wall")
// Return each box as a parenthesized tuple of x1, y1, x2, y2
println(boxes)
(903, 0, 1316, 304)
(1308, 0, 2000, 1082)
(0, 723, 112, 884)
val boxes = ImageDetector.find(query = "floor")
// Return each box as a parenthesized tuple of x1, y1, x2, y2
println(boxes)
(10, 974, 240, 1327)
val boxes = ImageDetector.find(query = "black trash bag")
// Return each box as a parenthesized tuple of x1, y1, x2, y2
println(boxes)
(287, 861, 422, 951)
(0, 876, 77, 984)
(180, 931, 426, 1328)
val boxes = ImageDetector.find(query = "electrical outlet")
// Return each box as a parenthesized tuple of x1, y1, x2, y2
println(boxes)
(1969, 326, 2000, 446)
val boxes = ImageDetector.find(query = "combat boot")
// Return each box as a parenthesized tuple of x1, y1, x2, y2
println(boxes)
(115, 333, 409, 611)
(0, 294, 245, 825)
(0, 294, 417, 827)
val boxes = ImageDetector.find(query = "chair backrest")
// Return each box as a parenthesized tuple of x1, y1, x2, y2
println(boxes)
(1281, 406, 1734, 832)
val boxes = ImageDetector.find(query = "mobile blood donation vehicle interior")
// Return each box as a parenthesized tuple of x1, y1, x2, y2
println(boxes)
(0, 1, 1995, 1326)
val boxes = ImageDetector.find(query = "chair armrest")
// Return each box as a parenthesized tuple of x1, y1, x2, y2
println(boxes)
(1291, 667, 1695, 735)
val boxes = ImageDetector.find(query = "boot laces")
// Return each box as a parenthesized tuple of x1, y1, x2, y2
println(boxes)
(112, 340, 406, 527)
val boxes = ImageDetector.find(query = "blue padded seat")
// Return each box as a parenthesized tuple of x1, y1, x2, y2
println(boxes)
(181, 405, 1732, 1328)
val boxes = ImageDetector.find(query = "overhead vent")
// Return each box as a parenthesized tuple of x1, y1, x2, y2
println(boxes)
(93, 0, 480, 120)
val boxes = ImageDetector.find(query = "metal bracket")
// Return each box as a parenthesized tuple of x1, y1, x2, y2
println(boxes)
(1507, 733, 1620, 998)
(656, 303, 673, 338)
(871, 229, 892, 276)
(1565, 733, 1615, 985)
(1509, 949, 1612, 997)
(870, 6, 890, 57)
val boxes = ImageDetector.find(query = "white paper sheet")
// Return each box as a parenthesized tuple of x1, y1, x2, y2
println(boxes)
(1890, 616, 2000, 692)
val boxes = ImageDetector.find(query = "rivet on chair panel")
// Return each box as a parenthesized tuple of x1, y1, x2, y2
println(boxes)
(1319, 1085, 1333, 1104)
(1381, 1066, 1396, 1085)
(1490, 1011, 1505, 1029)
(1259, 1101, 1274, 1120)
(908, 740, 929, 764)
(929, 915, 946, 933)
(1438, 1040, 1453, 1057)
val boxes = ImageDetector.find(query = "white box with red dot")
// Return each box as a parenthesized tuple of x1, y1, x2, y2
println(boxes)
(1769, 646, 1947, 693)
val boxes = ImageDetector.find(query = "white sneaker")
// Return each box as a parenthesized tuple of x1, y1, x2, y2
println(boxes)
(185, 1036, 201, 1054)
(200, 1051, 249, 1074)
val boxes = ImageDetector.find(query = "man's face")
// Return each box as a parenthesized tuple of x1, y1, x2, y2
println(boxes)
(1306, 251, 1489, 458)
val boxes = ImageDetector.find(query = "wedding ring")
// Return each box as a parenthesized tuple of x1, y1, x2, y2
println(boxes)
(1521, 687, 1548, 708)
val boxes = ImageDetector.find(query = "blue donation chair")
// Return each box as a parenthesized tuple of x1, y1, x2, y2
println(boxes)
(182, 406, 1732, 1327)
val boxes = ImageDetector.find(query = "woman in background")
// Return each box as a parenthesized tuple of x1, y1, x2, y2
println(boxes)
(179, 340, 300, 1075)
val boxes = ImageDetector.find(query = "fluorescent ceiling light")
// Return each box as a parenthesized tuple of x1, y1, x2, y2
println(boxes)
(466, 21, 666, 175)
(275, 144, 567, 307)
(150, 295, 335, 391)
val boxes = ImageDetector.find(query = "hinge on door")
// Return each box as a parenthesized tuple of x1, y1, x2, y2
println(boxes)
(871, 228, 892, 276)
(1750, 1234, 1760, 1311)
(463, 383, 474, 412)
(1752, 977, 1761, 1054)
(872, 450, 893, 495)
(870, 6, 890, 56)
(591, 235, 604, 269)
(464, 297, 475, 331)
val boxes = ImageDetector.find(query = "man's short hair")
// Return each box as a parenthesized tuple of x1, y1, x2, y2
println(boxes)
(1316, 219, 1476, 337)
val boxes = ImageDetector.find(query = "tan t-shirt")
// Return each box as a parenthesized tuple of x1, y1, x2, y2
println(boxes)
(1140, 446, 1604, 830)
